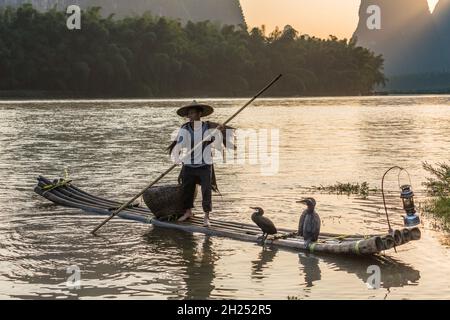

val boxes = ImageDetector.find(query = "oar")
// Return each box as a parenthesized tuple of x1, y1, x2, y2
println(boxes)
(91, 74, 282, 235)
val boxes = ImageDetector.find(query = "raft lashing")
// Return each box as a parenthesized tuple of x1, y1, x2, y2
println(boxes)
(34, 176, 421, 256)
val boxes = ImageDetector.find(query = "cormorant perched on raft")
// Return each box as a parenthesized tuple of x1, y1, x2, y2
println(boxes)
(251, 207, 277, 242)
(297, 198, 321, 247)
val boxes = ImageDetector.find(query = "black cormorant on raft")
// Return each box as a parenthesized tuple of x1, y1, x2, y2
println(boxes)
(250, 207, 277, 242)
(34, 176, 421, 256)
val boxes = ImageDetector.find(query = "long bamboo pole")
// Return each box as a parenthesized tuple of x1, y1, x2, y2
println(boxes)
(91, 74, 282, 235)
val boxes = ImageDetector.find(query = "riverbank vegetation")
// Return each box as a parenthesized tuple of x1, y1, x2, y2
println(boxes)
(0, 4, 386, 98)
(313, 182, 374, 198)
(385, 72, 450, 94)
(423, 162, 450, 229)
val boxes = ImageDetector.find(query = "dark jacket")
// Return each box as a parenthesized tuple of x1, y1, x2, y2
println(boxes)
(167, 121, 235, 193)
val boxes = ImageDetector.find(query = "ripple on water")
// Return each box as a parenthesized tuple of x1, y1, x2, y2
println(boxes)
(1, 97, 450, 299)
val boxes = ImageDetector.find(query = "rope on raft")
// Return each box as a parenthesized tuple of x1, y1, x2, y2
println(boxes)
(273, 232, 371, 243)
(42, 178, 72, 194)
(42, 169, 72, 194)
(316, 234, 371, 243)
(107, 203, 141, 211)
(272, 232, 297, 240)
(42, 170, 144, 211)
(320, 234, 370, 242)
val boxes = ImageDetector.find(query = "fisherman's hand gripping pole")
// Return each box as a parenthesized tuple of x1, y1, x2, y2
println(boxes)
(91, 74, 282, 235)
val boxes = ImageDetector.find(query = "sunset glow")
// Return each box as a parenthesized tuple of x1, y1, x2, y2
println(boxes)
(241, 0, 441, 39)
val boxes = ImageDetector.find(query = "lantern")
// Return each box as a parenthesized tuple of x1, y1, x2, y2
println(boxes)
(400, 185, 420, 227)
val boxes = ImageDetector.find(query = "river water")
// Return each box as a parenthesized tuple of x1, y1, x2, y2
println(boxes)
(0, 96, 449, 299)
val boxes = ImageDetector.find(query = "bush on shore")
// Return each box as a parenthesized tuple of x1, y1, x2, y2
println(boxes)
(423, 162, 450, 228)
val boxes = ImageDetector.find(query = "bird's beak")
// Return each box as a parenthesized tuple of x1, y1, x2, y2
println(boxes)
(296, 199, 306, 204)
(250, 207, 257, 210)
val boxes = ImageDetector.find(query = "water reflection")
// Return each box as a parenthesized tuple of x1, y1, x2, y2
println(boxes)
(1, 96, 449, 299)
(251, 247, 278, 279)
(298, 253, 321, 287)
(144, 228, 217, 300)
(297, 252, 420, 290)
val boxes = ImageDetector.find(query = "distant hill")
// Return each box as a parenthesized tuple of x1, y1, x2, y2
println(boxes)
(434, 0, 450, 45)
(0, 0, 246, 26)
(353, 0, 449, 76)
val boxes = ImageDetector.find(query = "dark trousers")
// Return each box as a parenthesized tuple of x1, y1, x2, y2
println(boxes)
(181, 165, 212, 213)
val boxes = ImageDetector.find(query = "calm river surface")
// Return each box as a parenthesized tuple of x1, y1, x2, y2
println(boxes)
(0, 96, 449, 299)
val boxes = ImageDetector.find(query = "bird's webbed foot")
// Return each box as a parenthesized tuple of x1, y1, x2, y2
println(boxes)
(304, 240, 312, 249)
(257, 234, 268, 245)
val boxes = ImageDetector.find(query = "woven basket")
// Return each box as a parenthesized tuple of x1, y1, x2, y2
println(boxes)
(143, 184, 197, 218)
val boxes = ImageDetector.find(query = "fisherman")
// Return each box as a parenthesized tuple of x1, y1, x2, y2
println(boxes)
(297, 198, 321, 248)
(168, 101, 233, 227)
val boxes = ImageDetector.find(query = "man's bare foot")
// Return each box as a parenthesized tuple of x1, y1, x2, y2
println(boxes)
(203, 213, 211, 227)
(178, 210, 193, 222)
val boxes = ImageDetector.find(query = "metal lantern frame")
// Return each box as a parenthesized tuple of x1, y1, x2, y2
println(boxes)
(381, 166, 420, 232)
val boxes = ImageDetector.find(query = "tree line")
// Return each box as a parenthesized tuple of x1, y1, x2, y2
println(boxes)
(0, 4, 386, 97)
(386, 72, 450, 93)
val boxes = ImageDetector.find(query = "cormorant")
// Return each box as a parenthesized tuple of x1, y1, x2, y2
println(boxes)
(297, 198, 321, 247)
(251, 207, 277, 242)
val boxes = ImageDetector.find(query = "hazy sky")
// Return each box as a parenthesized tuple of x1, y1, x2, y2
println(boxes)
(240, 0, 440, 39)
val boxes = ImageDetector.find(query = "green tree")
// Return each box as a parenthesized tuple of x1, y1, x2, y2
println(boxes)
(0, 4, 386, 97)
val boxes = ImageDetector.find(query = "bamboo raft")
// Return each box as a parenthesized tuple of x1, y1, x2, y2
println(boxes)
(34, 176, 421, 256)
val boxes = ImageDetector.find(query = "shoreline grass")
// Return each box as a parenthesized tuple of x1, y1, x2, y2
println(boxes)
(423, 162, 450, 229)
(313, 182, 375, 199)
